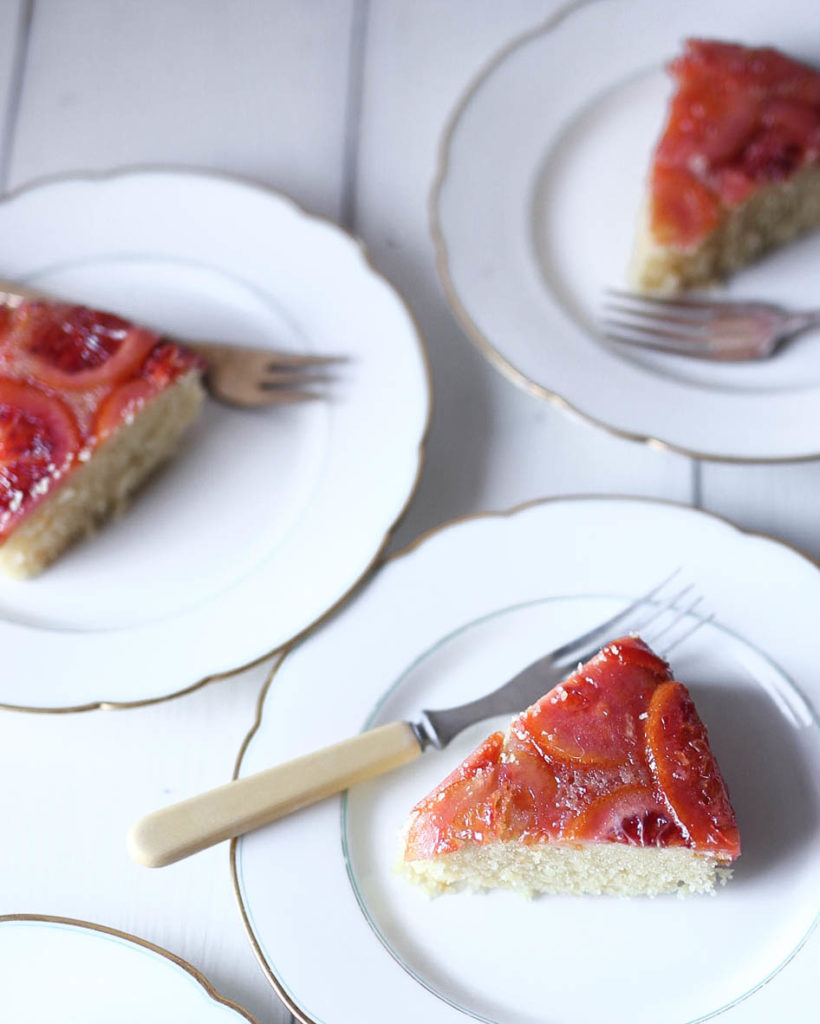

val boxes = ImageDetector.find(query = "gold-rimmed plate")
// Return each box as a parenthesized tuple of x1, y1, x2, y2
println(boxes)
(232, 495, 820, 1024)
(0, 915, 258, 1022)
(432, 0, 820, 462)
(0, 169, 430, 711)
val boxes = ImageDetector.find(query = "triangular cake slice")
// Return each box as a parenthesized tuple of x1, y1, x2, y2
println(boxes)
(630, 39, 820, 292)
(402, 636, 740, 897)
(0, 300, 204, 577)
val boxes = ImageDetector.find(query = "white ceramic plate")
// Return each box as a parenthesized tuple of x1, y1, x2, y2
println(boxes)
(432, 0, 820, 462)
(233, 496, 820, 1024)
(0, 915, 257, 1023)
(0, 169, 429, 710)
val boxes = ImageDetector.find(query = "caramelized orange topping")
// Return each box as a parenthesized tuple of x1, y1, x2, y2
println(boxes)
(404, 636, 740, 862)
(650, 39, 820, 247)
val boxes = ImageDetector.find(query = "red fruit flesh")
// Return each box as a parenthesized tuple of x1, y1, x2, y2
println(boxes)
(404, 733, 504, 859)
(647, 681, 741, 860)
(0, 379, 79, 468)
(650, 39, 820, 248)
(564, 785, 685, 846)
(516, 636, 671, 766)
(94, 379, 157, 441)
(0, 301, 202, 542)
(404, 636, 740, 863)
(0, 378, 80, 535)
(12, 302, 158, 391)
(94, 342, 202, 440)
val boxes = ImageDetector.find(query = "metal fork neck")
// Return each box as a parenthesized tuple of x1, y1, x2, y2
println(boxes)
(785, 311, 820, 334)
(409, 717, 438, 751)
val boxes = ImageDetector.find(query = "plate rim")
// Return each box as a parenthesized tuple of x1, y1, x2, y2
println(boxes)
(0, 165, 432, 714)
(0, 913, 260, 1022)
(429, 0, 820, 465)
(229, 492, 820, 1024)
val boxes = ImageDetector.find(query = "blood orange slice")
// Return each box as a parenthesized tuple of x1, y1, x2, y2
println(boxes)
(13, 302, 157, 392)
(94, 379, 158, 441)
(647, 681, 740, 859)
(0, 377, 80, 535)
(519, 638, 670, 767)
(564, 784, 685, 847)
(404, 732, 505, 859)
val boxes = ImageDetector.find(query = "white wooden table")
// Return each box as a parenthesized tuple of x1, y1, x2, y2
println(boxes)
(0, 3, 815, 1022)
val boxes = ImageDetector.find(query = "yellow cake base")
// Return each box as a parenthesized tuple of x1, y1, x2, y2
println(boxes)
(629, 165, 820, 293)
(0, 370, 204, 578)
(404, 841, 731, 898)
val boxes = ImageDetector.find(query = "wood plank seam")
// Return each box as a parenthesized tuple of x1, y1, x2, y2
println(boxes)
(0, 0, 34, 195)
(692, 461, 702, 509)
(339, 0, 370, 231)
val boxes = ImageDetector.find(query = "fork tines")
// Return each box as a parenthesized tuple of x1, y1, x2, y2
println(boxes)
(642, 589, 713, 659)
(551, 570, 711, 671)
(611, 575, 712, 660)
(600, 288, 720, 358)
(259, 355, 344, 401)
(621, 579, 711, 659)
(599, 288, 786, 361)
(265, 353, 345, 369)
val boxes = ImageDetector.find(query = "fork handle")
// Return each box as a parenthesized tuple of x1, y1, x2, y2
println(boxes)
(127, 721, 422, 868)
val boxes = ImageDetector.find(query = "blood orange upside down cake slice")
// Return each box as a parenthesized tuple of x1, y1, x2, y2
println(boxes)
(0, 300, 204, 577)
(402, 636, 740, 896)
(631, 39, 820, 292)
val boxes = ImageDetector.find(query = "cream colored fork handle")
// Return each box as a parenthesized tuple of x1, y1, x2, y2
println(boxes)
(127, 721, 422, 868)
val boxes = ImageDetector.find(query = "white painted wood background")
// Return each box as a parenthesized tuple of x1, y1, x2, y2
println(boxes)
(0, 2, 816, 1022)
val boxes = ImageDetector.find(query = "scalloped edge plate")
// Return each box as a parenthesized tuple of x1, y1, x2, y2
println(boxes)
(0, 169, 430, 710)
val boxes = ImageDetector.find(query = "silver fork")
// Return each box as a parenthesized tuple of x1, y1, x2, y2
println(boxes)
(128, 570, 711, 868)
(184, 341, 342, 408)
(601, 288, 820, 361)
(0, 279, 340, 407)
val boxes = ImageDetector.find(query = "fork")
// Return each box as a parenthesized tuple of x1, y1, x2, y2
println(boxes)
(601, 288, 820, 361)
(0, 278, 340, 407)
(127, 571, 710, 867)
(185, 341, 341, 408)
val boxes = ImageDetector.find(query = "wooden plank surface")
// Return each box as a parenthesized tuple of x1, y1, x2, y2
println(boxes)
(700, 463, 820, 563)
(0, 0, 26, 188)
(7, 0, 356, 221)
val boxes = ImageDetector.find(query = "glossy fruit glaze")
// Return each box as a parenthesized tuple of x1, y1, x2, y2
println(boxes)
(404, 636, 740, 862)
(650, 39, 820, 248)
(0, 301, 203, 541)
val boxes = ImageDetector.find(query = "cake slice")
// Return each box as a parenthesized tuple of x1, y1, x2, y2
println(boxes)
(630, 39, 820, 292)
(402, 636, 740, 897)
(0, 300, 205, 578)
